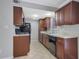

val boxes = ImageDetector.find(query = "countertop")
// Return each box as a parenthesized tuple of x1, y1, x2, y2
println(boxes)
(40, 24, 79, 38)
(14, 33, 30, 36)
(40, 30, 78, 38)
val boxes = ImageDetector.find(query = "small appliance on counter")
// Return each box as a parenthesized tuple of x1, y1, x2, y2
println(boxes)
(15, 23, 31, 34)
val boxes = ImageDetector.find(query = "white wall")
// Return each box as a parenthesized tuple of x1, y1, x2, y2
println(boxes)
(31, 21, 39, 41)
(25, 19, 39, 42)
(0, 0, 14, 58)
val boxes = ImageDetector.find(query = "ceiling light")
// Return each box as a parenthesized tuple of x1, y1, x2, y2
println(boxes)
(32, 14, 39, 17)
(31, 14, 39, 19)
(45, 13, 52, 16)
(45, 12, 55, 17)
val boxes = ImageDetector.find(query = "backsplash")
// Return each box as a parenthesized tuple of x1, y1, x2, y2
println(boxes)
(56, 24, 79, 36)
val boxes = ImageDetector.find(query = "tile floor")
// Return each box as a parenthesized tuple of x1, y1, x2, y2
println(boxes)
(14, 41, 57, 59)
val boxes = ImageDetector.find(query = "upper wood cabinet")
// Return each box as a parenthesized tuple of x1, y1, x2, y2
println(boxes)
(39, 17, 50, 31)
(39, 19, 46, 31)
(56, 10, 60, 26)
(56, 8, 64, 26)
(14, 6, 23, 26)
(55, 1, 79, 26)
(64, 3, 72, 25)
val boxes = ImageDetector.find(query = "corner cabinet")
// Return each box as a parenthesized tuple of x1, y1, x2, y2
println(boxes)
(13, 6, 23, 26)
(56, 37, 78, 59)
(13, 36, 30, 57)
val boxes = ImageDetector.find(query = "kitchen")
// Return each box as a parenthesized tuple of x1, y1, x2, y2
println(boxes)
(0, 0, 79, 59)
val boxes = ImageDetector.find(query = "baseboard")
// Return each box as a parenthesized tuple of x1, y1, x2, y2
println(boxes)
(2, 56, 13, 59)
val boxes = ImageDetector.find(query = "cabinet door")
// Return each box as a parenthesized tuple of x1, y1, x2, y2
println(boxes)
(56, 38, 64, 59)
(64, 38, 78, 59)
(13, 36, 30, 57)
(42, 34, 49, 48)
(44, 17, 50, 30)
(45, 35, 49, 49)
(64, 3, 72, 25)
(56, 10, 61, 26)
(39, 19, 46, 31)
(56, 9, 64, 26)
(71, 1, 79, 24)
(14, 6, 23, 26)
(39, 33, 43, 43)
(42, 34, 46, 46)
(60, 8, 64, 25)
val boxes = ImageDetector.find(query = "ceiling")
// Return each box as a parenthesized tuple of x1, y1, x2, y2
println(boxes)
(17, 0, 79, 20)
(23, 7, 55, 20)
(20, 0, 68, 8)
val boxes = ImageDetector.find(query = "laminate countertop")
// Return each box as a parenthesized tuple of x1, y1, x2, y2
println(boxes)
(14, 33, 30, 36)
(40, 31, 78, 38)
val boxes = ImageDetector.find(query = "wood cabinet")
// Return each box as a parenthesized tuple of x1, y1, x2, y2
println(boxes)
(64, 3, 72, 25)
(13, 36, 30, 57)
(55, 1, 79, 26)
(56, 37, 78, 59)
(56, 38, 64, 59)
(56, 8, 64, 26)
(39, 19, 46, 31)
(42, 34, 49, 49)
(60, 8, 64, 25)
(45, 35, 49, 49)
(71, 1, 79, 24)
(56, 10, 60, 26)
(14, 6, 23, 26)
(39, 17, 50, 31)
(39, 33, 43, 43)
(39, 33, 49, 49)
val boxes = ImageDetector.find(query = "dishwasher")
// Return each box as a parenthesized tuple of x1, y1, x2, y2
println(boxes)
(48, 35, 56, 56)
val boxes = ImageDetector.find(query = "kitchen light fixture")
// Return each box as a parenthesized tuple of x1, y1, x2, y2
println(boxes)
(45, 12, 55, 17)
(31, 14, 39, 19)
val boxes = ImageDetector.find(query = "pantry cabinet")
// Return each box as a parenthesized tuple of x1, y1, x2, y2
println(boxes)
(14, 6, 23, 26)
(55, 1, 79, 26)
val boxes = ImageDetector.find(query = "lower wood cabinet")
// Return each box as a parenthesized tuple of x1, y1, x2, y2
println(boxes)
(39, 33, 49, 49)
(39, 33, 78, 59)
(42, 34, 49, 49)
(56, 37, 78, 59)
(13, 36, 30, 57)
(39, 33, 43, 43)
